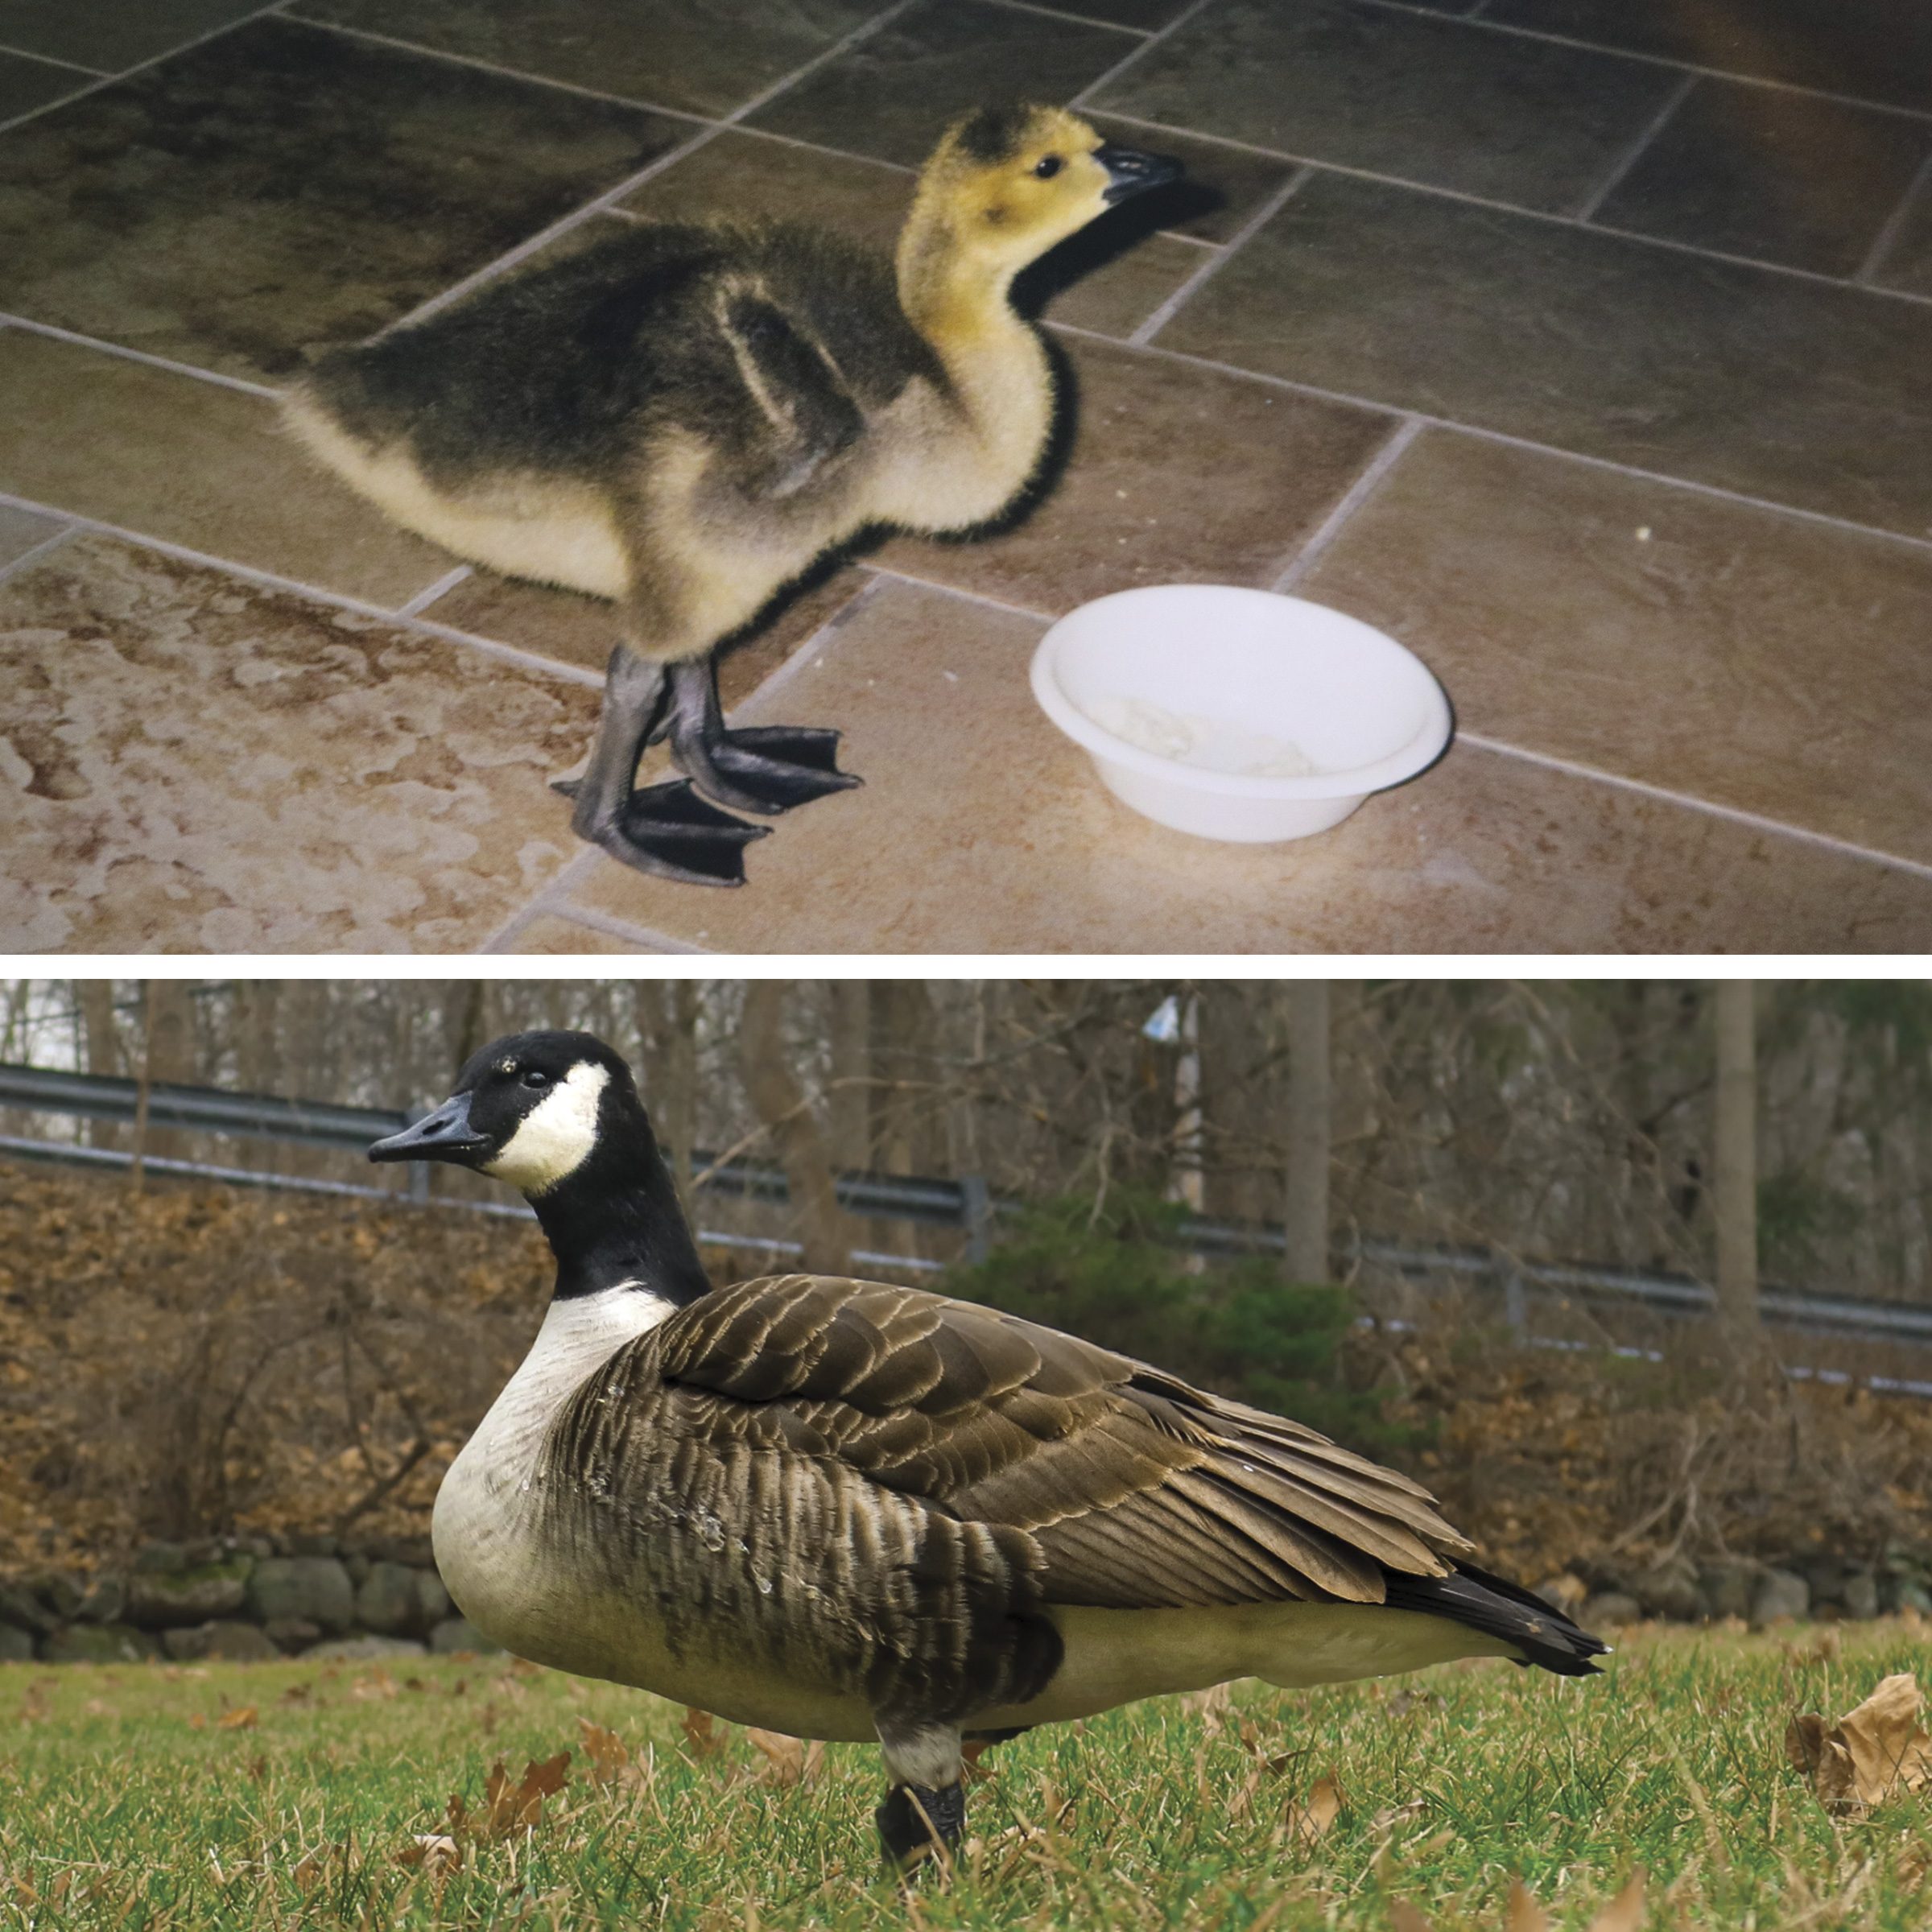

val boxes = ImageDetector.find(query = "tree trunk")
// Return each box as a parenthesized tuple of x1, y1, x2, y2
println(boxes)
(1283, 980, 1332, 1283)
(634, 980, 700, 1212)
(740, 981, 856, 1276)
(828, 981, 872, 1170)
(76, 980, 124, 1150)
(1714, 978, 1760, 1330)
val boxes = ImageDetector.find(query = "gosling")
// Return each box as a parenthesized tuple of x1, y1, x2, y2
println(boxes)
(371, 1030, 1604, 1872)
(288, 105, 1181, 885)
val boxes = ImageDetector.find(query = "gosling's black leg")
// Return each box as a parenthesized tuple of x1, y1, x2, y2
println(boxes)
(876, 1781, 966, 1873)
(559, 646, 768, 886)
(661, 651, 861, 817)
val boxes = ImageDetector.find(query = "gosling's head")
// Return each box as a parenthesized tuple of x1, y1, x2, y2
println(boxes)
(914, 102, 1183, 274)
(368, 1029, 643, 1198)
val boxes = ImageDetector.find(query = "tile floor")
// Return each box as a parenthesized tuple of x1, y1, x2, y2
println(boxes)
(2, 0, 1930, 952)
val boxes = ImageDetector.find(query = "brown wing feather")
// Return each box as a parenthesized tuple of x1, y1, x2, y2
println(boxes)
(643, 1274, 1471, 1611)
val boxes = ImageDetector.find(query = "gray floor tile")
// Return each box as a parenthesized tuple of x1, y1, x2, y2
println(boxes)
(0, 0, 268, 72)
(1092, 0, 1683, 214)
(1160, 171, 1932, 539)
(286, 0, 886, 118)
(0, 47, 90, 122)
(1482, 0, 1932, 118)
(1594, 76, 1932, 278)
(746, 0, 1137, 168)
(0, 17, 687, 382)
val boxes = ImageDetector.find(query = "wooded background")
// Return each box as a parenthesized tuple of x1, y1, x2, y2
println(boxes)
(3, 978, 1930, 1589)
(4, 978, 1929, 1303)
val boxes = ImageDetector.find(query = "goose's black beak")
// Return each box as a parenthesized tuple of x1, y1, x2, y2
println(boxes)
(369, 1093, 488, 1165)
(1095, 141, 1183, 205)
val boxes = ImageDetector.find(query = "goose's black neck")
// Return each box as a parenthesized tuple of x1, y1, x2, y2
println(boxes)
(530, 1099, 711, 1307)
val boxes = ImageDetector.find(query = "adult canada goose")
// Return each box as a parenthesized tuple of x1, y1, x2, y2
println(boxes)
(372, 1030, 1603, 1869)
(289, 105, 1181, 887)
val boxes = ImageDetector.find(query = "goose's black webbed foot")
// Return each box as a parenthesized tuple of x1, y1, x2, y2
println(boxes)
(876, 1781, 966, 1874)
(581, 778, 769, 887)
(663, 654, 861, 818)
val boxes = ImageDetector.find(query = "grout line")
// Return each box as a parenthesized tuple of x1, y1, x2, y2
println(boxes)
(1047, 319, 1932, 561)
(0, 523, 77, 589)
(1458, 732, 1932, 886)
(713, 0, 918, 126)
(1332, 0, 1932, 130)
(1068, 0, 1217, 108)
(1089, 105, 1932, 311)
(733, 121, 915, 175)
(394, 564, 473, 617)
(1570, 70, 1698, 222)
(0, 40, 106, 75)
(1856, 149, 1932, 287)
(0, 312, 283, 397)
(862, 562, 1057, 625)
(1131, 165, 1311, 343)
(390, 124, 726, 328)
(389, 0, 918, 330)
(1270, 416, 1426, 591)
(984, 0, 1148, 36)
(724, 577, 886, 717)
(0, 486, 609, 689)
(0, 0, 288, 136)
(280, 14, 712, 122)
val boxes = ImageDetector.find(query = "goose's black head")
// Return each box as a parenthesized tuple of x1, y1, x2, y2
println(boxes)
(369, 1030, 711, 1304)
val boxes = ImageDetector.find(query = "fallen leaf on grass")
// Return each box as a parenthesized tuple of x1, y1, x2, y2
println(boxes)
(1392, 1872, 1644, 1931)
(392, 1835, 462, 1879)
(1283, 1774, 1344, 1847)
(1786, 1673, 1932, 1814)
(218, 1705, 258, 1731)
(290, 1852, 324, 1895)
(682, 1707, 727, 1760)
(579, 1719, 630, 1785)
(448, 1753, 572, 1841)
(746, 1728, 824, 1787)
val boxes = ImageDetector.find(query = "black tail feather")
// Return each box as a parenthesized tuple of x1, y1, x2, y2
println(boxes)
(1383, 1561, 1607, 1677)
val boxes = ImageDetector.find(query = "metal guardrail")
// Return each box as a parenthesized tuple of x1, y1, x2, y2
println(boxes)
(2, 1063, 1928, 1374)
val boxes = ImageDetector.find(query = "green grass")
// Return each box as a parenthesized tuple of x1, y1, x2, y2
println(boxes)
(3, 1622, 1930, 1930)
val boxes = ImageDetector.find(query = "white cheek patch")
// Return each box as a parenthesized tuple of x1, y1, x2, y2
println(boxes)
(483, 1062, 611, 1195)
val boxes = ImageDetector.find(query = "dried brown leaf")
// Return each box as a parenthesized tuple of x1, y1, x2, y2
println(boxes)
(1387, 1905, 1435, 1932)
(290, 1852, 324, 1895)
(745, 1728, 823, 1787)
(1506, 1879, 1552, 1932)
(1789, 1674, 1932, 1814)
(1284, 1773, 1344, 1847)
(450, 1752, 572, 1841)
(218, 1705, 258, 1731)
(1588, 1871, 1646, 1932)
(578, 1719, 630, 1785)
(681, 1707, 726, 1760)
(393, 1835, 462, 1878)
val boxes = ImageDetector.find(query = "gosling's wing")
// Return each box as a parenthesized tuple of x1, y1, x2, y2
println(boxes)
(712, 286, 865, 499)
(632, 1274, 1476, 1612)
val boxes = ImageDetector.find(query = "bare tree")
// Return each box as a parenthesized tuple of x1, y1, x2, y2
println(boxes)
(1715, 979, 1760, 1329)
(739, 981, 857, 1275)
(1283, 980, 1332, 1283)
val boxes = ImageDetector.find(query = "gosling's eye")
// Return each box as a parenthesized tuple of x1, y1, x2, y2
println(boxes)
(1033, 155, 1063, 180)
(521, 1068, 551, 1090)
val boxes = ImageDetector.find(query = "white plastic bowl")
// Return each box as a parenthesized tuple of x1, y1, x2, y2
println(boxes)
(1030, 584, 1452, 844)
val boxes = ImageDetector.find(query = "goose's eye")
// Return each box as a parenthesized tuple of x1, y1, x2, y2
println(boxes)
(1033, 155, 1063, 180)
(520, 1069, 551, 1090)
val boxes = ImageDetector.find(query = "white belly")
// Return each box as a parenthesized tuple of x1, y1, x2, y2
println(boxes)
(283, 391, 631, 598)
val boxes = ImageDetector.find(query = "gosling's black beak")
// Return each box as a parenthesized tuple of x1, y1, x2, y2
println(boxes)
(1095, 141, 1183, 205)
(369, 1092, 488, 1165)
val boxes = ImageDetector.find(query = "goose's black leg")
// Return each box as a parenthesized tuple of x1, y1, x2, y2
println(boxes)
(875, 1719, 965, 1874)
(876, 1781, 966, 1873)
(661, 652, 861, 818)
(558, 646, 768, 886)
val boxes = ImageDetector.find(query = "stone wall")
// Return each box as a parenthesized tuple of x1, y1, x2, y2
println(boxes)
(1537, 1544, 1932, 1631)
(0, 1533, 499, 1665)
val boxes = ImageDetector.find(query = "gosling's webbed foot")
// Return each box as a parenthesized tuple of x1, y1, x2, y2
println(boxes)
(580, 778, 768, 887)
(663, 654, 861, 818)
(876, 1781, 965, 1874)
